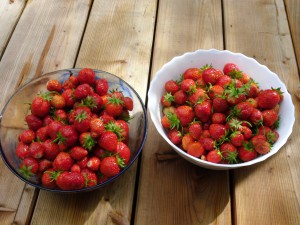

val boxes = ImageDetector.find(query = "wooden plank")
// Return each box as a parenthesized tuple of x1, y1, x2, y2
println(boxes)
(135, 0, 232, 224)
(30, 0, 157, 224)
(0, 0, 91, 224)
(285, 0, 300, 69)
(0, 0, 26, 58)
(224, 0, 300, 224)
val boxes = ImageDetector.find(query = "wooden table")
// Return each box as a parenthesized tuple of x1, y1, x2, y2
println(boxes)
(0, 0, 299, 224)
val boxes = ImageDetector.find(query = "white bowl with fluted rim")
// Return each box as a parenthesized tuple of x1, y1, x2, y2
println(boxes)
(148, 49, 295, 170)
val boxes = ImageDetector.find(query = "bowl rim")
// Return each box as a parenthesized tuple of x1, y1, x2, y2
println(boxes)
(0, 68, 148, 192)
(148, 48, 295, 169)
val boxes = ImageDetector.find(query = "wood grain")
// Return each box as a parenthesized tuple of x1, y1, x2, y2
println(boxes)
(285, 0, 300, 69)
(224, 0, 300, 224)
(135, 0, 232, 224)
(0, 0, 91, 224)
(0, 0, 26, 58)
(30, 0, 156, 224)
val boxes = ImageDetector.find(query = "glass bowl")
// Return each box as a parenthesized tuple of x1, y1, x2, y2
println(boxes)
(148, 49, 294, 170)
(0, 69, 148, 192)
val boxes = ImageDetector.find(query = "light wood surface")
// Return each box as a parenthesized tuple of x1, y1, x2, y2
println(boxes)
(31, 0, 156, 224)
(224, 0, 300, 224)
(135, 0, 231, 224)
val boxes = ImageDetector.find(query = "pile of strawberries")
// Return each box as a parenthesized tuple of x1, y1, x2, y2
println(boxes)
(15, 68, 134, 190)
(161, 63, 282, 164)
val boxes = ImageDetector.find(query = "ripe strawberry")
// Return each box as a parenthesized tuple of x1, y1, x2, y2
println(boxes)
(238, 141, 257, 162)
(46, 79, 62, 92)
(202, 68, 218, 85)
(100, 156, 120, 177)
(199, 137, 214, 151)
(234, 101, 254, 120)
(87, 157, 101, 171)
(95, 78, 109, 96)
(220, 142, 238, 163)
(29, 142, 44, 159)
(56, 171, 85, 190)
(223, 63, 239, 75)
(38, 159, 52, 172)
(25, 114, 43, 131)
(211, 113, 226, 124)
(161, 93, 174, 107)
(181, 79, 196, 93)
(230, 131, 244, 147)
(62, 75, 79, 90)
(18, 129, 35, 144)
(188, 88, 207, 105)
(105, 96, 124, 117)
(74, 111, 91, 133)
(164, 80, 180, 94)
(16, 142, 30, 159)
(123, 97, 133, 111)
(71, 164, 81, 173)
(183, 68, 201, 80)
(189, 122, 202, 140)
(74, 84, 92, 100)
(247, 82, 259, 98)
(167, 129, 182, 145)
(254, 140, 271, 155)
(175, 105, 195, 127)
(77, 157, 88, 168)
(208, 85, 224, 99)
(19, 157, 39, 179)
(173, 90, 188, 105)
(54, 109, 68, 123)
(57, 125, 79, 148)
(31, 95, 51, 117)
(62, 88, 76, 107)
(251, 134, 267, 147)
(257, 89, 280, 109)
(90, 118, 105, 138)
(249, 108, 263, 124)
(42, 169, 58, 188)
(53, 152, 74, 171)
(209, 124, 226, 141)
(36, 126, 49, 142)
(43, 139, 60, 160)
(182, 134, 194, 151)
(98, 131, 118, 152)
(81, 94, 103, 113)
(47, 121, 64, 139)
(81, 168, 97, 187)
(194, 101, 211, 122)
(262, 109, 278, 127)
(216, 75, 232, 87)
(239, 126, 252, 140)
(77, 68, 96, 85)
(207, 149, 222, 163)
(113, 120, 130, 142)
(43, 115, 54, 126)
(79, 132, 96, 151)
(51, 94, 66, 109)
(115, 142, 131, 165)
(212, 97, 229, 113)
(187, 141, 204, 158)
(70, 146, 88, 161)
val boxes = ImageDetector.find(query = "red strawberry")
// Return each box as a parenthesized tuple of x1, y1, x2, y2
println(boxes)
(212, 97, 229, 113)
(105, 96, 124, 117)
(254, 140, 271, 155)
(47, 121, 64, 139)
(164, 80, 180, 94)
(43, 139, 60, 160)
(175, 105, 194, 127)
(53, 152, 74, 171)
(56, 171, 85, 190)
(234, 101, 254, 120)
(113, 120, 130, 142)
(79, 132, 96, 151)
(25, 114, 43, 131)
(188, 122, 202, 140)
(216, 75, 232, 87)
(100, 156, 120, 177)
(19, 157, 39, 179)
(70, 146, 88, 161)
(238, 141, 257, 161)
(167, 129, 182, 145)
(257, 89, 280, 109)
(181, 79, 196, 93)
(202, 68, 218, 85)
(81, 168, 97, 187)
(187, 141, 204, 158)
(249, 108, 263, 124)
(194, 101, 211, 122)
(41, 169, 58, 188)
(29, 142, 44, 159)
(251, 134, 267, 147)
(220, 142, 238, 163)
(223, 63, 239, 75)
(36, 126, 49, 142)
(62, 76, 79, 90)
(54, 109, 68, 123)
(90, 118, 105, 138)
(262, 109, 278, 127)
(182, 134, 194, 151)
(57, 125, 79, 148)
(43, 115, 54, 126)
(211, 113, 226, 124)
(87, 157, 101, 171)
(74, 111, 91, 133)
(161, 93, 174, 107)
(18, 129, 35, 144)
(208, 85, 224, 99)
(123, 97, 133, 111)
(51, 94, 66, 109)
(95, 78, 109, 96)
(38, 159, 52, 172)
(31, 95, 51, 117)
(15, 142, 30, 159)
(183, 68, 201, 80)
(199, 137, 214, 151)
(173, 90, 188, 105)
(74, 84, 92, 100)
(62, 89, 76, 107)
(188, 88, 207, 105)
(207, 149, 222, 163)
(247, 82, 260, 98)
(239, 126, 252, 140)
(46, 79, 62, 92)
(77, 68, 96, 85)
(209, 124, 226, 141)
(71, 164, 81, 173)
(230, 131, 244, 147)
(98, 131, 118, 152)
(115, 142, 131, 166)
(77, 157, 88, 168)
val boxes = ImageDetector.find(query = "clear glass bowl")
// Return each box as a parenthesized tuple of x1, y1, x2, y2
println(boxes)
(0, 69, 148, 192)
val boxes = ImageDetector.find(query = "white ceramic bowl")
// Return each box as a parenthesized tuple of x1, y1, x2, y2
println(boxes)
(148, 49, 295, 170)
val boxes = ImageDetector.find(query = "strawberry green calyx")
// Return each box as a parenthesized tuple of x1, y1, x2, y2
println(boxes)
(200, 64, 213, 73)
(242, 141, 254, 151)
(39, 91, 57, 101)
(19, 165, 34, 179)
(83, 174, 97, 187)
(52, 132, 66, 144)
(105, 122, 124, 140)
(108, 96, 124, 106)
(45, 170, 62, 181)
(80, 96, 97, 109)
(163, 93, 175, 104)
(165, 112, 181, 130)
(266, 131, 277, 144)
(225, 151, 238, 164)
(82, 135, 96, 151)
(116, 155, 125, 168)
(228, 69, 243, 79)
(75, 111, 88, 122)
(227, 118, 243, 131)
(273, 117, 280, 129)
(224, 80, 247, 98)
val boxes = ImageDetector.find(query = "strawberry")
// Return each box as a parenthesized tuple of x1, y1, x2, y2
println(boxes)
(74, 110, 91, 133)
(38, 159, 52, 172)
(53, 152, 74, 171)
(115, 141, 131, 166)
(209, 124, 226, 141)
(211, 113, 226, 124)
(42, 169, 59, 188)
(123, 97, 133, 111)
(100, 156, 120, 177)
(212, 97, 229, 113)
(81, 94, 103, 113)
(57, 125, 79, 148)
(230, 131, 244, 147)
(188, 88, 207, 105)
(173, 90, 188, 105)
(254, 140, 271, 155)
(239, 126, 252, 140)
(164, 80, 180, 94)
(43, 115, 54, 126)
(15, 142, 30, 159)
(114, 120, 129, 142)
(249, 108, 263, 124)
(206, 149, 222, 163)
(46, 79, 62, 92)
(224, 80, 247, 105)
(257, 89, 280, 109)
(199, 137, 214, 151)
(105, 96, 124, 117)
(216, 75, 232, 87)
(167, 129, 182, 145)
(90, 118, 105, 138)
(54, 109, 68, 123)
(208, 85, 224, 99)
(262, 109, 278, 127)
(51, 94, 66, 109)
(188, 122, 202, 140)
(62, 75, 79, 90)
(19, 157, 39, 179)
(61, 89, 76, 107)
(194, 101, 211, 122)
(77, 68, 96, 85)
(220, 142, 238, 163)
(18, 129, 35, 144)
(74, 84, 92, 100)
(95, 78, 109, 96)
(202, 68, 218, 85)
(43, 139, 60, 160)
(98, 131, 118, 152)
(29, 142, 44, 159)
(71, 164, 81, 173)
(79, 132, 96, 151)
(70, 146, 88, 161)
(77, 157, 88, 168)
(175, 105, 195, 127)
(36, 126, 49, 142)
(247, 82, 260, 98)
(31, 94, 51, 117)
(161, 93, 174, 107)
(223, 63, 239, 75)
(182, 134, 194, 151)
(47, 121, 63, 139)
(56, 171, 85, 190)
(183, 68, 201, 80)
(81, 168, 97, 187)
(87, 157, 101, 171)
(234, 101, 254, 120)
(162, 113, 178, 130)
(25, 114, 43, 131)
(181, 79, 196, 93)
(238, 141, 257, 161)
(187, 141, 204, 158)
